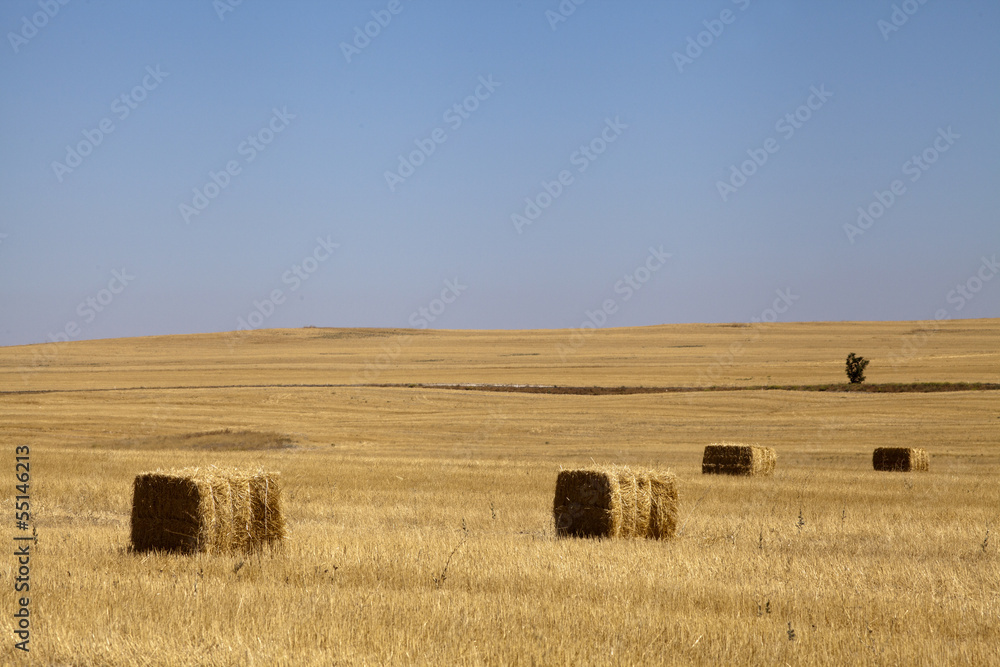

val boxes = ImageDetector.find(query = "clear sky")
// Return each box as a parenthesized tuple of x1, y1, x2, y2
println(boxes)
(1, 0, 997, 346)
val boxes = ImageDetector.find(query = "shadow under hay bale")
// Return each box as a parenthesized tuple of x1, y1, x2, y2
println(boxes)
(553, 466, 678, 539)
(702, 443, 776, 476)
(873, 447, 929, 472)
(130, 466, 285, 554)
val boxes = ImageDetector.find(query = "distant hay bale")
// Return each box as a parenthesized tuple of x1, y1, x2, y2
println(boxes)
(553, 465, 678, 539)
(873, 447, 929, 472)
(130, 466, 285, 554)
(702, 443, 776, 476)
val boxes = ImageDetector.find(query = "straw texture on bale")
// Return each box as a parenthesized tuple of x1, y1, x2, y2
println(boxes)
(873, 447, 929, 472)
(702, 443, 777, 476)
(553, 465, 678, 539)
(130, 466, 285, 554)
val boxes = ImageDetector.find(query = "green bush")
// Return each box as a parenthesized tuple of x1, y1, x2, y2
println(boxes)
(845, 353, 870, 384)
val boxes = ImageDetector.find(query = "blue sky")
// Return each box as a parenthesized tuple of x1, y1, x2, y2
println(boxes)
(1, 0, 997, 346)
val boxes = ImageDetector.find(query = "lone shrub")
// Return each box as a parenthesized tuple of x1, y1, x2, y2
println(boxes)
(845, 352, 869, 384)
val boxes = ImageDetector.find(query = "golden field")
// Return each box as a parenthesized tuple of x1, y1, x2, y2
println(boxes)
(1, 319, 998, 665)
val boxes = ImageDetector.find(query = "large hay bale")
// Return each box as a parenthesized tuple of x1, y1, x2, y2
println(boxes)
(553, 465, 678, 539)
(873, 447, 929, 472)
(702, 443, 776, 476)
(130, 466, 285, 554)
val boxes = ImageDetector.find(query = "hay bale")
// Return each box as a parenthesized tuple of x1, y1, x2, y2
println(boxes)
(553, 465, 678, 539)
(702, 443, 776, 476)
(130, 466, 285, 554)
(873, 447, 929, 472)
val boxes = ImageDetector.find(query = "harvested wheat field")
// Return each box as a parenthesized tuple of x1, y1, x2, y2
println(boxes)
(1, 320, 999, 665)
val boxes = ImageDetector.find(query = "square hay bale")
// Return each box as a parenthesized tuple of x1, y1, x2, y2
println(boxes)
(702, 443, 776, 476)
(553, 465, 678, 539)
(130, 466, 285, 554)
(873, 447, 929, 472)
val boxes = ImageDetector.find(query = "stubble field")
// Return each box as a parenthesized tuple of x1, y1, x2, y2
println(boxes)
(1, 319, 998, 665)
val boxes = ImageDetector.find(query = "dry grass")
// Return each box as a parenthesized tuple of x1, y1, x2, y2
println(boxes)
(105, 428, 298, 451)
(873, 447, 930, 472)
(4, 319, 998, 392)
(703, 443, 778, 476)
(0, 321, 998, 665)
